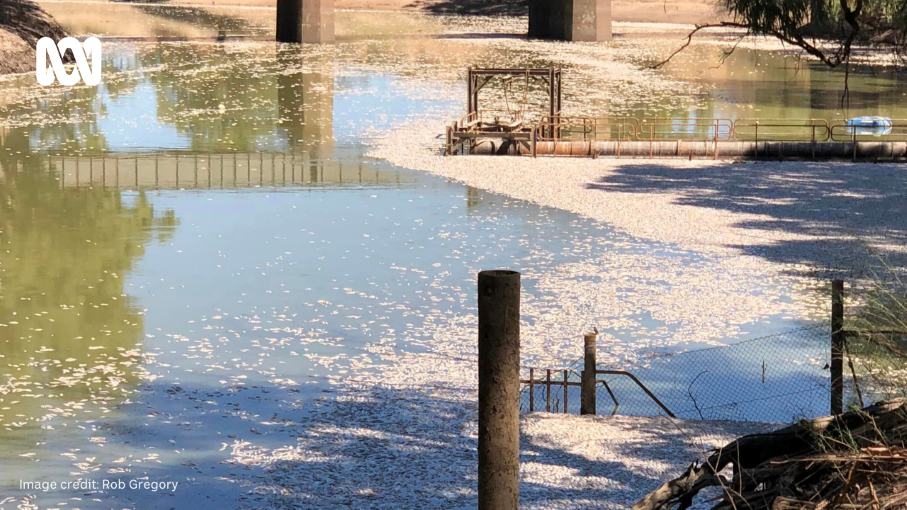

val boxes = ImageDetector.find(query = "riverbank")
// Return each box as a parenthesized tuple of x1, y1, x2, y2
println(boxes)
(86, 0, 727, 25)
(0, 0, 69, 75)
(0, 30, 32, 75)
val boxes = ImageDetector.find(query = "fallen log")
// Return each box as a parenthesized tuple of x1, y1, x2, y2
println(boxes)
(634, 399, 907, 510)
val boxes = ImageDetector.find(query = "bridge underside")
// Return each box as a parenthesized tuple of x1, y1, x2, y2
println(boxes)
(529, 0, 612, 42)
(275, 0, 611, 44)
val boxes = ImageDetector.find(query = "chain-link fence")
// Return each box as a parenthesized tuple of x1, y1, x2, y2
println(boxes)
(594, 325, 833, 422)
(844, 331, 907, 404)
(518, 277, 907, 423)
(520, 323, 905, 423)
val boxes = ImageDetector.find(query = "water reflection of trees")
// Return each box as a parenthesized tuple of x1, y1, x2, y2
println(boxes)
(0, 131, 177, 432)
(10, 43, 337, 156)
(2, 50, 145, 155)
(18, 87, 110, 154)
(144, 44, 335, 155)
(134, 5, 264, 35)
(658, 46, 907, 119)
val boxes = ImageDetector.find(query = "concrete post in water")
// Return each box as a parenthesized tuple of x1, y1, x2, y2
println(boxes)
(276, 0, 334, 43)
(528, 0, 553, 38)
(571, 0, 612, 41)
(529, 0, 611, 41)
(303, 0, 334, 43)
(831, 279, 845, 415)
(581, 332, 597, 415)
(477, 270, 520, 510)
(276, 0, 303, 42)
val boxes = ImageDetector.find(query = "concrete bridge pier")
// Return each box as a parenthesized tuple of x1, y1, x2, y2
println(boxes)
(529, 0, 611, 41)
(276, 0, 334, 43)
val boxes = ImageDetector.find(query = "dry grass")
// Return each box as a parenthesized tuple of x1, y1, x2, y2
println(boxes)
(0, 28, 33, 75)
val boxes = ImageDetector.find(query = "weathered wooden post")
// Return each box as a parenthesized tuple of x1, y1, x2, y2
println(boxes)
(831, 279, 845, 415)
(477, 270, 520, 510)
(581, 332, 597, 415)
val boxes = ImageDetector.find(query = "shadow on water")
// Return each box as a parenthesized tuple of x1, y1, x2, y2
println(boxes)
(407, 0, 527, 17)
(132, 4, 265, 35)
(586, 161, 907, 278)
(35, 380, 752, 509)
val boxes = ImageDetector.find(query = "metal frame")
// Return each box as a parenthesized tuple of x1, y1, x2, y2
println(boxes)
(466, 67, 562, 134)
(595, 370, 675, 417)
(520, 366, 675, 418)
(447, 67, 907, 159)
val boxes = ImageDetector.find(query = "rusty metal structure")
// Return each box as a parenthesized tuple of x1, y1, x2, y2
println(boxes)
(446, 69, 907, 161)
(447, 68, 562, 156)
(521, 366, 676, 417)
(466, 67, 562, 122)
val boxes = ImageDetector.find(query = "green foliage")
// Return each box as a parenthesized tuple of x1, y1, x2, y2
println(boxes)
(726, 0, 813, 36)
(845, 268, 907, 402)
(719, 0, 907, 66)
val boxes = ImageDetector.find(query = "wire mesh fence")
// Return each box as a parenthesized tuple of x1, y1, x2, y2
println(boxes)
(844, 331, 907, 404)
(520, 323, 905, 423)
(518, 279, 907, 423)
(597, 325, 833, 422)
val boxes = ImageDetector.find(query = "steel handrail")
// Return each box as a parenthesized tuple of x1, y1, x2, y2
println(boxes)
(637, 118, 733, 142)
(534, 123, 639, 142)
(536, 116, 639, 142)
(595, 369, 676, 417)
(734, 118, 830, 142)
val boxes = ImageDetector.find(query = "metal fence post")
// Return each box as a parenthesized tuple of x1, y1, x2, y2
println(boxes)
(477, 270, 520, 510)
(755, 121, 759, 158)
(714, 119, 719, 160)
(528, 367, 534, 412)
(811, 123, 817, 160)
(445, 124, 453, 156)
(852, 130, 858, 162)
(831, 279, 845, 415)
(531, 127, 537, 158)
(581, 332, 597, 415)
(563, 369, 569, 413)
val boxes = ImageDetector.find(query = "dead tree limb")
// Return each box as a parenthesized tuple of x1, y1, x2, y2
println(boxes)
(633, 399, 907, 510)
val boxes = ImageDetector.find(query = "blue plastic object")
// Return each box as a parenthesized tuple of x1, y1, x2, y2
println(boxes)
(846, 116, 893, 136)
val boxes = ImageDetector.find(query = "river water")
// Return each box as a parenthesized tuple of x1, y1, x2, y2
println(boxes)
(1, 4, 906, 508)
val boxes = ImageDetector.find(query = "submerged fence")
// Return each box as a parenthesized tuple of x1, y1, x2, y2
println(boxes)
(521, 325, 833, 422)
(520, 280, 906, 423)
